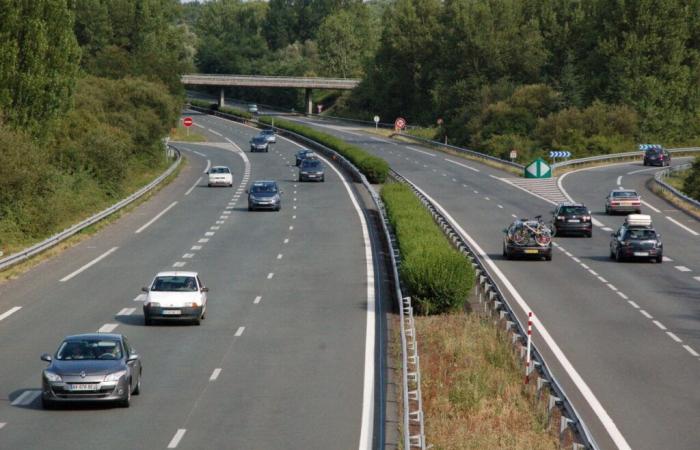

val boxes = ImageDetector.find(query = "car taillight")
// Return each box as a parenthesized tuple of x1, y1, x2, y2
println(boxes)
(557, 216, 565, 220)
(582, 215, 591, 221)
(611, 202, 619, 206)
(632, 201, 640, 205)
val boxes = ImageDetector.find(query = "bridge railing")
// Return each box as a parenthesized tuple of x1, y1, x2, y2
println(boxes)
(181, 74, 360, 89)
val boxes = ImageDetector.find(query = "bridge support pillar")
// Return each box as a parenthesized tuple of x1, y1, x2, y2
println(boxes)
(305, 88, 313, 115)
(219, 88, 225, 108)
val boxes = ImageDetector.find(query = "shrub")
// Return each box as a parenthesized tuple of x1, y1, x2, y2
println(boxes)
(381, 183, 474, 314)
(683, 156, 700, 200)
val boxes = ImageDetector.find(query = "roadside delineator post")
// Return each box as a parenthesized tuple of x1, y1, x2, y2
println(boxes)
(525, 312, 533, 384)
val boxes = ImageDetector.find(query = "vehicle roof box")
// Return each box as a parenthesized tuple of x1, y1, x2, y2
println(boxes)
(625, 214, 652, 227)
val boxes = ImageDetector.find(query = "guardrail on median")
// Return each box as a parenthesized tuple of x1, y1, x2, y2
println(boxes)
(651, 163, 700, 220)
(0, 144, 181, 272)
(190, 105, 426, 449)
(552, 147, 700, 171)
(389, 169, 595, 450)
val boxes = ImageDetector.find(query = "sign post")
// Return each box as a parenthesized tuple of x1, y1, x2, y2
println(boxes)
(524, 158, 552, 178)
(183, 117, 193, 137)
(373, 115, 380, 130)
(317, 104, 323, 114)
(510, 149, 517, 162)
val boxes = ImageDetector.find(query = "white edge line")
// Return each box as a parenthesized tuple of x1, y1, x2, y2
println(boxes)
(683, 345, 699, 357)
(404, 177, 631, 450)
(204, 159, 211, 173)
(185, 177, 202, 196)
(60, 247, 118, 282)
(135, 202, 178, 234)
(167, 429, 187, 448)
(444, 158, 480, 172)
(640, 200, 660, 213)
(666, 216, 699, 236)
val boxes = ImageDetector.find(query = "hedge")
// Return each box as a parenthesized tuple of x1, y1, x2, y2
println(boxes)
(381, 183, 475, 314)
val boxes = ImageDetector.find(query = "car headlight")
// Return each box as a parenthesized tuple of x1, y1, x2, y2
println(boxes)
(104, 370, 127, 382)
(148, 302, 160, 307)
(44, 370, 62, 382)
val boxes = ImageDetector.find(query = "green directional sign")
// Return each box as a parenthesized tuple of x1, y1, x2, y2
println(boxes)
(524, 158, 551, 178)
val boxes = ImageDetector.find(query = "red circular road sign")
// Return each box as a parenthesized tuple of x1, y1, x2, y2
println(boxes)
(394, 117, 406, 130)
(183, 117, 193, 127)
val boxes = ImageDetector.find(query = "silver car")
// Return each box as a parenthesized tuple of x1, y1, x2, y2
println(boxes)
(40, 333, 142, 408)
(259, 129, 276, 144)
(605, 189, 641, 215)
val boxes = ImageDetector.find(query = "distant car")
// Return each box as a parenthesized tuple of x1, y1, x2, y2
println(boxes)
(247, 180, 282, 211)
(250, 136, 269, 152)
(605, 189, 641, 215)
(295, 149, 315, 166)
(40, 333, 142, 409)
(503, 217, 552, 261)
(142, 271, 208, 325)
(207, 166, 233, 187)
(609, 214, 663, 262)
(248, 104, 259, 114)
(643, 146, 671, 166)
(551, 203, 592, 237)
(299, 158, 325, 182)
(259, 129, 276, 144)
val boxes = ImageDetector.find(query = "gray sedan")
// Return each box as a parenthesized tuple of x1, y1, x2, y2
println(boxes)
(40, 333, 142, 408)
(605, 189, 642, 214)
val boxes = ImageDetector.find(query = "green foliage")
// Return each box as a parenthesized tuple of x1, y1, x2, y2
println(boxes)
(258, 116, 388, 183)
(317, 5, 378, 78)
(683, 156, 700, 200)
(381, 183, 475, 314)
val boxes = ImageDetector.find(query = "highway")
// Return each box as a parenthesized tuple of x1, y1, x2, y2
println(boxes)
(0, 114, 381, 449)
(278, 114, 700, 450)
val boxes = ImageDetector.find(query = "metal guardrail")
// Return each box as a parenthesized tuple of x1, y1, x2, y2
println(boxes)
(190, 105, 427, 449)
(652, 163, 700, 219)
(0, 144, 181, 272)
(390, 169, 595, 450)
(552, 147, 700, 170)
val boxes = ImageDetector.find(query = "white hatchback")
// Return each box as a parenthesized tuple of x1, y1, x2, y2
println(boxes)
(207, 166, 233, 187)
(142, 271, 208, 325)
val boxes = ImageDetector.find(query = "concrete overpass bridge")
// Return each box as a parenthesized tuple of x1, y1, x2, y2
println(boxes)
(181, 74, 361, 114)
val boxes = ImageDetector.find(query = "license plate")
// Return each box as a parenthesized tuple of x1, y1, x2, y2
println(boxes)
(633, 252, 649, 257)
(568, 219, 580, 223)
(69, 384, 99, 391)
(622, 202, 632, 205)
(162, 309, 181, 315)
(524, 249, 538, 254)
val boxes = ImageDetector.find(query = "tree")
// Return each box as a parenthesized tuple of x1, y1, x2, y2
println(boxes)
(317, 5, 377, 78)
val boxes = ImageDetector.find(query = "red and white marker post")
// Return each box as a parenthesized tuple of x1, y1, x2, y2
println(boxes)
(525, 312, 533, 384)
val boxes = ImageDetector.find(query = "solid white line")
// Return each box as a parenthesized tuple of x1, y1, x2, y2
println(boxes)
(618, 292, 630, 300)
(640, 310, 653, 319)
(254, 296, 262, 304)
(627, 300, 638, 308)
(581, 263, 590, 269)
(267, 273, 274, 279)
(116, 308, 135, 316)
(209, 368, 222, 381)
(406, 146, 435, 157)
(592, 218, 605, 227)
(167, 429, 187, 448)
(11, 390, 40, 406)
(675, 266, 691, 272)
(445, 158, 480, 172)
(602, 227, 613, 232)
(135, 202, 178, 234)
(666, 216, 699, 236)
(98, 323, 118, 333)
(606, 284, 618, 291)
(402, 178, 631, 450)
(667, 332, 682, 343)
(204, 159, 211, 173)
(185, 177, 201, 196)
(234, 326, 245, 337)
(641, 200, 660, 213)
(683, 345, 699, 357)
(0, 306, 22, 322)
(277, 254, 283, 259)
(192, 150, 205, 156)
(652, 320, 667, 331)
(208, 128, 222, 137)
(60, 247, 119, 282)
(370, 136, 389, 144)
(572, 257, 581, 263)
(597, 276, 608, 283)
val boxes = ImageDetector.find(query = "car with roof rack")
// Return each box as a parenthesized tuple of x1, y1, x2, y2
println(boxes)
(503, 216, 553, 261)
(551, 202, 592, 237)
(609, 214, 663, 262)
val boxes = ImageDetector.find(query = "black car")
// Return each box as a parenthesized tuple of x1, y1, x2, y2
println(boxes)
(503, 217, 553, 261)
(643, 146, 670, 166)
(40, 333, 142, 409)
(609, 214, 663, 262)
(295, 149, 315, 166)
(250, 136, 269, 152)
(247, 180, 282, 211)
(551, 203, 592, 237)
(299, 158, 325, 182)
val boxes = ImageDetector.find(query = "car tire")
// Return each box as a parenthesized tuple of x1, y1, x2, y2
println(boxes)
(298, 176, 303, 182)
(120, 384, 131, 408)
(609, 248, 615, 259)
(193, 316, 201, 326)
(586, 231, 592, 238)
(144, 315, 152, 326)
(248, 206, 253, 211)
(656, 255, 663, 263)
(544, 254, 552, 261)
(615, 249, 623, 262)
(635, 209, 641, 214)
(41, 397, 55, 410)
(321, 176, 325, 182)
(643, 161, 647, 166)
(133, 376, 141, 395)
(275, 205, 281, 212)
(605, 206, 610, 215)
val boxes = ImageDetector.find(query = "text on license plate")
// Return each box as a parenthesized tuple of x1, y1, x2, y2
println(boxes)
(69, 384, 99, 391)
(524, 249, 539, 254)
(568, 219, 580, 223)
(162, 309, 181, 315)
(634, 252, 649, 257)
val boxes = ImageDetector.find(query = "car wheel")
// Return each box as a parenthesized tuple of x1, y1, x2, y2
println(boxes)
(120, 383, 131, 408)
(505, 247, 512, 260)
(656, 255, 663, 263)
(133, 376, 141, 395)
(605, 206, 610, 215)
(544, 254, 552, 261)
(276, 205, 281, 212)
(248, 206, 253, 211)
(193, 316, 201, 326)
(635, 209, 641, 214)
(41, 397, 55, 410)
(321, 176, 325, 182)
(609, 248, 615, 259)
(615, 249, 623, 262)
(586, 231, 592, 238)
(207, 183, 212, 187)
(144, 315, 152, 326)
(643, 161, 647, 166)
(298, 176, 303, 182)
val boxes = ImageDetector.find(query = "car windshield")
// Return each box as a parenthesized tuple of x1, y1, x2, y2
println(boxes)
(645, 149, 662, 155)
(151, 276, 198, 292)
(612, 191, 638, 198)
(210, 167, 229, 174)
(559, 206, 587, 215)
(250, 183, 277, 194)
(56, 339, 123, 361)
(261, 130, 274, 135)
(252, 137, 266, 144)
(624, 229, 657, 240)
(301, 160, 321, 169)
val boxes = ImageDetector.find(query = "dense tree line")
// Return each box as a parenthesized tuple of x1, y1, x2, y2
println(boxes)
(0, 0, 191, 253)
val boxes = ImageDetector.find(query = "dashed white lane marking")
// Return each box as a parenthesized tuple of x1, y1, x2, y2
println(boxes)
(183, 253, 194, 259)
(267, 273, 274, 279)
(607, 284, 618, 291)
(60, 247, 119, 282)
(173, 262, 186, 268)
(292, 215, 296, 219)
(208, 128, 222, 137)
(694, 276, 700, 283)
(473, 190, 479, 194)
(185, 178, 201, 196)
(441, 173, 447, 177)
(0, 307, 22, 322)
(210, 226, 220, 231)
(167, 429, 187, 448)
(133, 294, 146, 302)
(616, 176, 622, 186)
(489, 174, 500, 180)
(370, 136, 390, 144)
(216, 220, 225, 225)
(198, 237, 209, 242)
(204, 231, 215, 237)
(0, 422, 5, 429)
(98, 323, 118, 333)
(293, 190, 297, 194)
(663, 256, 673, 262)
(234, 326, 245, 337)
(618, 292, 629, 300)
(277, 254, 283, 260)
(640, 310, 653, 319)
(652, 320, 667, 331)
(116, 308, 135, 316)
(254, 296, 262, 304)
(641, 200, 660, 213)
(592, 218, 605, 227)
(289, 226, 294, 230)
(452, 178, 457, 182)
(484, 197, 490, 201)
(136, 202, 178, 233)
(293, 197, 297, 202)
(497, 204, 503, 209)
(627, 299, 638, 308)
(675, 266, 691, 272)
(283, 238, 289, 244)
(191, 245, 202, 251)
(406, 146, 435, 157)
(209, 368, 222, 381)
(445, 158, 480, 172)
(219, 216, 227, 220)
(511, 214, 518, 218)
(683, 345, 699, 357)
(191, 149, 205, 155)
(666, 216, 699, 236)
(11, 390, 41, 406)
(293, 205, 297, 210)
(667, 332, 682, 343)
(602, 227, 613, 232)
(222, 210, 231, 215)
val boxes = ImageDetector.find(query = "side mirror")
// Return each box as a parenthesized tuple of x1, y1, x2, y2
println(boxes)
(127, 353, 139, 362)
(502, 228, 508, 233)
(245, 189, 249, 194)
(141, 286, 149, 293)
(610, 233, 615, 237)
(201, 287, 209, 293)
(40, 353, 52, 363)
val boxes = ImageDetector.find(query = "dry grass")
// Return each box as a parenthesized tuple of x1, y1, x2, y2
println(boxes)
(415, 312, 557, 450)
(170, 123, 207, 142)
